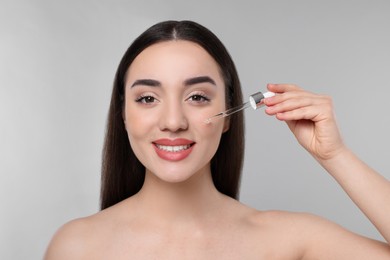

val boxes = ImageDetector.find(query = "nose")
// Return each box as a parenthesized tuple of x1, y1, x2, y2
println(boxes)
(158, 101, 188, 132)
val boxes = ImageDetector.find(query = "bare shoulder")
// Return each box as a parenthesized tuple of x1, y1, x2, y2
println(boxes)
(249, 210, 390, 259)
(249, 209, 337, 231)
(44, 198, 140, 259)
(44, 215, 99, 260)
(44, 202, 125, 260)
(244, 208, 315, 233)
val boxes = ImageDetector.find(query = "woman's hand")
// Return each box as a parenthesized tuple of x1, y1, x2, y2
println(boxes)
(263, 84, 345, 161)
(264, 83, 390, 252)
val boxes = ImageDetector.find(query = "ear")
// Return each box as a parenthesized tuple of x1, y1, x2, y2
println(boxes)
(222, 117, 230, 133)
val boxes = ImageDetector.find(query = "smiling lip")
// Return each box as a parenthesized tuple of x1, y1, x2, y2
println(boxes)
(152, 138, 195, 161)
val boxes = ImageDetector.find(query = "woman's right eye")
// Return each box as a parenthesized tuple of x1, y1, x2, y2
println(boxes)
(135, 95, 156, 104)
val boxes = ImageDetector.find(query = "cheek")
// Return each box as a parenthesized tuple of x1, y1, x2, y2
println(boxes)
(125, 109, 155, 141)
(186, 92, 227, 136)
(188, 108, 226, 138)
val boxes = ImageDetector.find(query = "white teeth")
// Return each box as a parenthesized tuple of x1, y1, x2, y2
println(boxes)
(156, 144, 191, 152)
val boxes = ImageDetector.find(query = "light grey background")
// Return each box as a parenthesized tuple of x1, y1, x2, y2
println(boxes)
(1, 0, 389, 259)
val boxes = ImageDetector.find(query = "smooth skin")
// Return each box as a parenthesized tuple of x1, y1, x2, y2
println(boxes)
(44, 41, 390, 259)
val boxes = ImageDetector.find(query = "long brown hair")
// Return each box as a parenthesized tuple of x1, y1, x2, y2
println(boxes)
(101, 20, 245, 210)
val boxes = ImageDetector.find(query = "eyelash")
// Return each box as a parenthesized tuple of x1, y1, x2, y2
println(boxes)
(135, 94, 157, 104)
(134, 92, 211, 105)
(187, 93, 210, 104)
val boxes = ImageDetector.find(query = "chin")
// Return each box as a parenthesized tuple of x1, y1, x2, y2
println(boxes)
(147, 165, 205, 184)
(154, 172, 195, 184)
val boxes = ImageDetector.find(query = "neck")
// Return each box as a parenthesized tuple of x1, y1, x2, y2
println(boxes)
(133, 165, 224, 223)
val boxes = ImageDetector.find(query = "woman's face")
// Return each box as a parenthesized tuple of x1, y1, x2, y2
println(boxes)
(124, 40, 228, 183)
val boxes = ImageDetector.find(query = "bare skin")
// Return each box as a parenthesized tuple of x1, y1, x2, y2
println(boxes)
(44, 169, 390, 260)
(45, 43, 390, 260)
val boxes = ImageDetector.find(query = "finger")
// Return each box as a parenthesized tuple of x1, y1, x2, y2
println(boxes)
(265, 94, 329, 115)
(264, 90, 311, 107)
(274, 102, 333, 122)
(266, 83, 302, 93)
(264, 85, 310, 107)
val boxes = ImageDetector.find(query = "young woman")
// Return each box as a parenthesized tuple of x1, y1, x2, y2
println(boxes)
(45, 20, 390, 259)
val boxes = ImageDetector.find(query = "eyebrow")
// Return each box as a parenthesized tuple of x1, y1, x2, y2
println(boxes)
(130, 76, 216, 88)
(184, 76, 216, 87)
(131, 79, 161, 88)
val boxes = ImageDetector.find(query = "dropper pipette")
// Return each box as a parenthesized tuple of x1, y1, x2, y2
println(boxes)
(204, 91, 275, 124)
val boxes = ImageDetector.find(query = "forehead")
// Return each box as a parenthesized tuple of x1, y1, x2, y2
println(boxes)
(126, 40, 223, 83)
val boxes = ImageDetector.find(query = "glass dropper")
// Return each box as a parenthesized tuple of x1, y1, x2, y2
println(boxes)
(204, 91, 275, 124)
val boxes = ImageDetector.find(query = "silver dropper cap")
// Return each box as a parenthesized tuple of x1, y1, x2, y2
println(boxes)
(249, 92, 265, 109)
(249, 91, 275, 109)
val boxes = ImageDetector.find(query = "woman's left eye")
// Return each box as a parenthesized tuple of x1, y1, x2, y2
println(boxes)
(187, 94, 210, 103)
